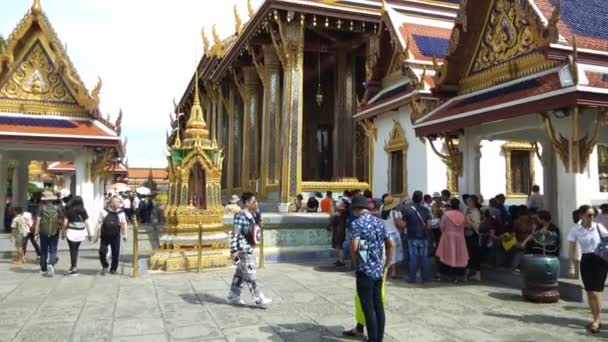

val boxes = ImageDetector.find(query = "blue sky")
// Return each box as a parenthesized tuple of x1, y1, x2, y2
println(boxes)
(0, 0, 260, 168)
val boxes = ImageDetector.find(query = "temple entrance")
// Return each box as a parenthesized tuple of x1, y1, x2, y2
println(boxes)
(188, 162, 206, 209)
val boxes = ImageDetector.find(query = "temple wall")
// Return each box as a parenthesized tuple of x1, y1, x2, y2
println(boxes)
(373, 106, 448, 197)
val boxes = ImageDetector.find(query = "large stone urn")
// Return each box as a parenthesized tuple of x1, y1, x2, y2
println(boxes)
(520, 231, 560, 303)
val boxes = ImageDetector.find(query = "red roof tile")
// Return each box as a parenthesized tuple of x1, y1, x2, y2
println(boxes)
(128, 168, 168, 180)
(0, 115, 115, 138)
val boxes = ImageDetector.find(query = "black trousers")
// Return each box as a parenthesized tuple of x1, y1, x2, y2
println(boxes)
(23, 232, 40, 256)
(67, 239, 82, 269)
(356, 272, 385, 342)
(465, 232, 481, 272)
(99, 235, 121, 272)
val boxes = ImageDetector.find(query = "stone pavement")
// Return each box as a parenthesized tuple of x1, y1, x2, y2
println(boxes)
(0, 250, 605, 342)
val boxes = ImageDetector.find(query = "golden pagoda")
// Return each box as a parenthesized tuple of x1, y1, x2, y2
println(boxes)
(151, 73, 227, 271)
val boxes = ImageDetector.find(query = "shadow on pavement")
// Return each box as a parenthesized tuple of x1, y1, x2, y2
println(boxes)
(487, 292, 524, 302)
(485, 312, 606, 338)
(273, 322, 353, 341)
(181, 292, 266, 310)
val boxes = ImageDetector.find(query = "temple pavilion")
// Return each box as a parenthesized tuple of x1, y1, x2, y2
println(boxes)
(169, 0, 462, 209)
(413, 0, 608, 257)
(0, 0, 125, 225)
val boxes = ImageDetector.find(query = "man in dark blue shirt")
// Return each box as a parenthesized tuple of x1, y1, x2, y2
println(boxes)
(350, 195, 392, 342)
(402, 191, 432, 283)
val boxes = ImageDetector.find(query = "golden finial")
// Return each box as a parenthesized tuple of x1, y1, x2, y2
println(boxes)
(234, 5, 242, 35)
(201, 27, 210, 55)
(193, 70, 201, 108)
(32, 0, 42, 15)
(380, 0, 388, 13)
(247, 0, 255, 18)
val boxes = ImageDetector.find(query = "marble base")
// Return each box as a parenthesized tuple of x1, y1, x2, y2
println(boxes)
(150, 250, 232, 272)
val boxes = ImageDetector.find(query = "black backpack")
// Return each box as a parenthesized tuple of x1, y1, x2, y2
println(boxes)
(101, 210, 121, 239)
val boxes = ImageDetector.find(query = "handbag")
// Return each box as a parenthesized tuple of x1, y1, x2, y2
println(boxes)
(501, 233, 517, 251)
(594, 224, 608, 263)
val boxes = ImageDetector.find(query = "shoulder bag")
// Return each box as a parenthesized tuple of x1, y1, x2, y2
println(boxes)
(594, 224, 608, 263)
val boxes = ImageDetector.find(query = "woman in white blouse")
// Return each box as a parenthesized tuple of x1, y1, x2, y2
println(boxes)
(568, 205, 608, 334)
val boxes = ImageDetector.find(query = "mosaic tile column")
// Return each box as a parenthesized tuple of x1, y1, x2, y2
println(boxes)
(279, 20, 304, 203)
(260, 45, 281, 200)
(242, 66, 259, 192)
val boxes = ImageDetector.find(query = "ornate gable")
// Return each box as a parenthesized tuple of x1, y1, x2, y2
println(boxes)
(460, 0, 556, 93)
(0, 1, 101, 117)
(0, 40, 78, 105)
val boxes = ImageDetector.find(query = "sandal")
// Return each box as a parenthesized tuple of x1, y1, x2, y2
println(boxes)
(586, 323, 601, 334)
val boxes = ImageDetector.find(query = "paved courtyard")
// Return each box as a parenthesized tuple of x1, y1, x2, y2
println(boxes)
(0, 249, 604, 342)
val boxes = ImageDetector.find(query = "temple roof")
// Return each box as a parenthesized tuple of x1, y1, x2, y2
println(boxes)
(128, 168, 169, 180)
(0, 1, 123, 151)
(47, 161, 128, 174)
(0, 112, 120, 146)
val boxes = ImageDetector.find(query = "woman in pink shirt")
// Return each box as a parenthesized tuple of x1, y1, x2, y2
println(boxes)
(436, 198, 469, 282)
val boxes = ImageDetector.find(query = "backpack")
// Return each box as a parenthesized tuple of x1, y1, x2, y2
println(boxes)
(100, 210, 122, 239)
(39, 205, 62, 236)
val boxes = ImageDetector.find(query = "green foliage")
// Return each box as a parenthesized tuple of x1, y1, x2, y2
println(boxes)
(28, 183, 43, 194)
(0, 35, 5, 51)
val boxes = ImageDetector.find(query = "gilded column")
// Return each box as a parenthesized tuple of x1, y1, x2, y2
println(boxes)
(273, 16, 305, 202)
(334, 49, 355, 178)
(260, 45, 281, 200)
(226, 86, 235, 193)
(241, 66, 259, 192)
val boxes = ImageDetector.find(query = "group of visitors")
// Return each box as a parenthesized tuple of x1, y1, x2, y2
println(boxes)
(107, 192, 158, 225)
(9, 191, 129, 277)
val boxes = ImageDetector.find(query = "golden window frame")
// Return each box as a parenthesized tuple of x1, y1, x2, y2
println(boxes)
(502, 141, 536, 199)
(384, 121, 408, 198)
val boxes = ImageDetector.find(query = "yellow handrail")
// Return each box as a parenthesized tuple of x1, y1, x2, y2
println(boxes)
(197, 221, 203, 273)
(131, 218, 139, 278)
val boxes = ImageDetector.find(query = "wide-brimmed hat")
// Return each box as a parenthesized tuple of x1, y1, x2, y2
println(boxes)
(383, 196, 400, 211)
(351, 195, 369, 209)
(41, 191, 58, 201)
(432, 192, 441, 199)
(229, 195, 239, 204)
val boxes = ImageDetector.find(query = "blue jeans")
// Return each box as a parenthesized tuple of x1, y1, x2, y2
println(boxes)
(408, 239, 431, 282)
(39, 234, 59, 272)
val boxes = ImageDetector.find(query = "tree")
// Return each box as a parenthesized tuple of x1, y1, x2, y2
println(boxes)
(0, 35, 5, 51)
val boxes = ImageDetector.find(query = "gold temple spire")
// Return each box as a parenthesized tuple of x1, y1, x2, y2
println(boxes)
(234, 5, 242, 35)
(184, 70, 210, 147)
(201, 27, 210, 55)
(247, 0, 255, 18)
(32, 0, 42, 16)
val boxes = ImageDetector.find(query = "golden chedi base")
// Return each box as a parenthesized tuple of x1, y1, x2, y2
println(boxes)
(150, 249, 232, 272)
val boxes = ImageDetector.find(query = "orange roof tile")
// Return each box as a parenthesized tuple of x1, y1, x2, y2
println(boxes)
(128, 168, 168, 179)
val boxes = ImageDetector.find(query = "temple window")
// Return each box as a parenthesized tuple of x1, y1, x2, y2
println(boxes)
(598, 145, 608, 192)
(385, 121, 408, 197)
(503, 141, 535, 198)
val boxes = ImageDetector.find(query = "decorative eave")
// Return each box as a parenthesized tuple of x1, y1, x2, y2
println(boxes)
(0, 0, 102, 117)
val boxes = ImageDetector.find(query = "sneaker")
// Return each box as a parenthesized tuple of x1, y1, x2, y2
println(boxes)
(65, 269, 79, 277)
(100, 267, 108, 276)
(342, 327, 364, 338)
(109, 270, 117, 275)
(226, 296, 245, 305)
(47, 265, 55, 277)
(254, 293, 272, 306)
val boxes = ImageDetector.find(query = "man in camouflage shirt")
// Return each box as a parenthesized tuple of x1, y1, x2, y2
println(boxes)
(226, 192, 271, 306)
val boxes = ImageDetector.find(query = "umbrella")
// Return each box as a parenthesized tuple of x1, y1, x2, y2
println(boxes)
(111, 183, 130, 192)
(136, 186, 151, 196)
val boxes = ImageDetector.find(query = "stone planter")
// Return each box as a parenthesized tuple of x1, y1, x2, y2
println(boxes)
(521, 254, 560, 303)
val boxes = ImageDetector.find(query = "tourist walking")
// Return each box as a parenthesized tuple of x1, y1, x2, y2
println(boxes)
(380, 196, 404, 278)
(226, 192, 271, 306)
(527, 185, 544, 210)
(21, 209, 40, 260)
(329, 197, 349, 267)
(402, 191, 433, 283)
(465, 195, 481, 281)
(10, 207, 29, 264)
(568, 205, 608, 334)
(350, 195, 392, 342)
(61, 196, 92, 276)
(436, 198, 469, 282)
(35, 193, 63, 277)
(96, 196, 128, 275)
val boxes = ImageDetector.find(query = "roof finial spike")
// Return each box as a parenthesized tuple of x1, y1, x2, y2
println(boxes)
(201, 27, 210, 55)
(32, 0, 42, 15)
(193, 69, 201, 107)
